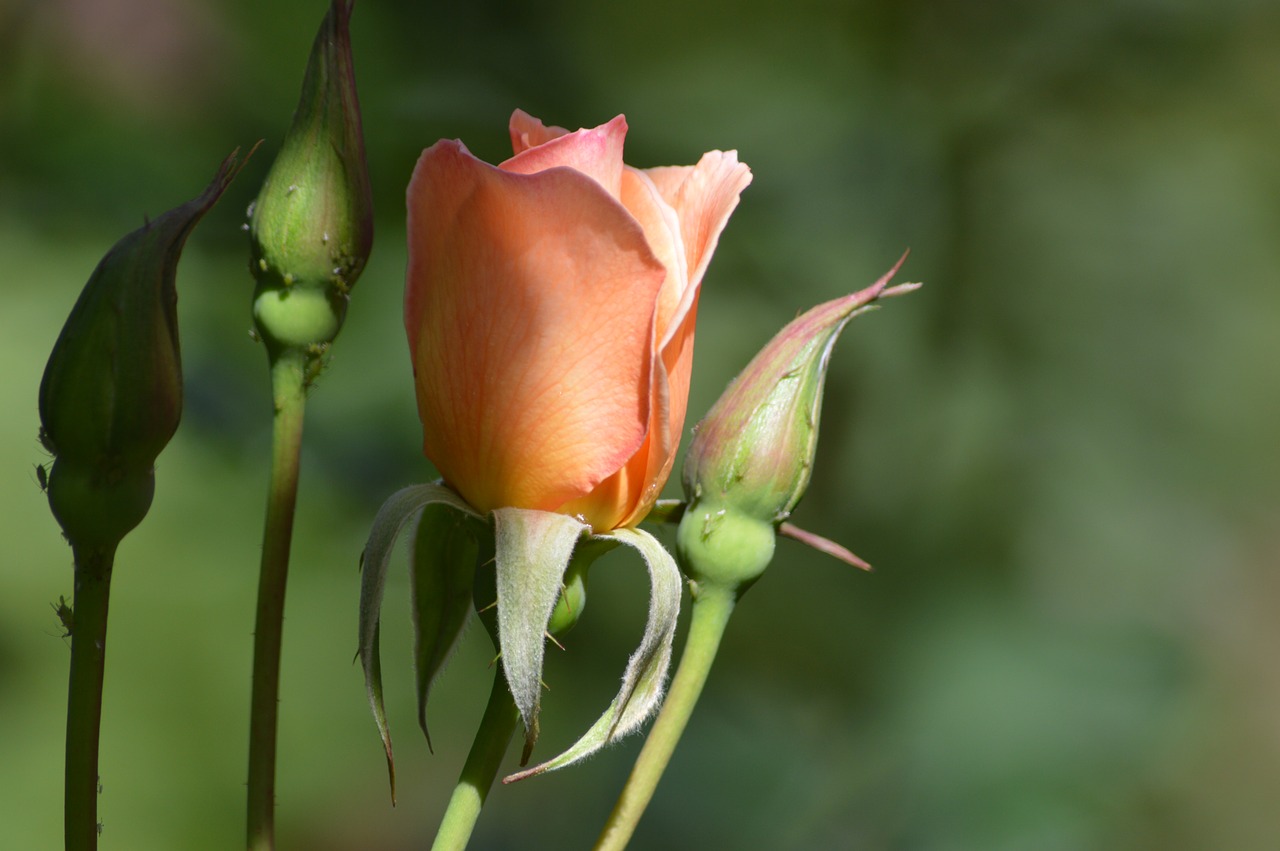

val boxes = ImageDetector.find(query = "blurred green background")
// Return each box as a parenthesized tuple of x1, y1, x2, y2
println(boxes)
(3, 0, 1279, 848)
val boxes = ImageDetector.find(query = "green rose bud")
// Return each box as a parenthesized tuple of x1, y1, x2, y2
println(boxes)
(678, 256, 918, 589)
(249, 0, 373, 353)
(38, 152, 246, 551)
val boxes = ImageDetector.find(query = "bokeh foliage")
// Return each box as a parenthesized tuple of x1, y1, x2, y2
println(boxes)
(3, 0, 1279, 848)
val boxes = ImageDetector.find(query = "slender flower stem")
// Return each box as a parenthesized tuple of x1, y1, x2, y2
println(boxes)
(594, 583, 738, 851)
(64, 543, 116, 851)
(246, 349, 309, 851)
(431, 670, 520, 851)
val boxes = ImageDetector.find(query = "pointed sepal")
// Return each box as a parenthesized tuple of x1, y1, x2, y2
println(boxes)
(504, 525, 682, 782)
(492, 508, 589, 756)
(410, 501, 480, 751)
(357, 482, 478, 801)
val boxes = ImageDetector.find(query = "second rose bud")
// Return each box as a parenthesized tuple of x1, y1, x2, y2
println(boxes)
(249, 0, 372, 354)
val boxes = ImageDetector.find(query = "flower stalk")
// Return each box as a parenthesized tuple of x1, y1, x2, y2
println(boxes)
(63, 543, 115, 851)
(39, 150, 245, 851)
(242, 2, 371, 846)
(594, 582, 736, 851)
(245, 349, 308, 851)
(429, 672, 521, 851)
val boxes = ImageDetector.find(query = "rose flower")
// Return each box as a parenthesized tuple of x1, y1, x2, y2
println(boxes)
(405, 110, 751, 530)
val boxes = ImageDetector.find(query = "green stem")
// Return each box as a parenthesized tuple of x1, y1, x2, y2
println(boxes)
(246, 349, 309, 851)
(431, 671, 520, 851)
(594, 583, 738, 851)
(64, 543, 116, 851)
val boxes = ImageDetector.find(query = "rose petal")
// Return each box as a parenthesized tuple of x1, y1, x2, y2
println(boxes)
(609, 153, 752, 526)
(406, 140, 667, 515)
(621, 167, 688, 345)
(557, 168, 687, 528)
(509, 109, 570, 154)
(570, 155, 752, 527)
(559, 358, 671, 530)
(501, 115, 627, 200)
(645, 151, 752, 349)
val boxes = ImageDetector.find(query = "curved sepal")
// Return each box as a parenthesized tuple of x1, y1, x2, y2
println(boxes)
(410, 501, 480, 752)
(504, 525, 682, 782)
(357, 482, 477, 801)
(492, 508, 589, 756)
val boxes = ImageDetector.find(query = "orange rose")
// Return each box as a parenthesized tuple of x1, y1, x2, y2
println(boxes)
(405, 110, 751, 530)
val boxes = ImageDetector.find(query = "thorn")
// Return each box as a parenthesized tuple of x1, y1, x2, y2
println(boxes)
(544, 631, 565, 652)
(476, 598, 498, 614)
(559, 579, 576, 621)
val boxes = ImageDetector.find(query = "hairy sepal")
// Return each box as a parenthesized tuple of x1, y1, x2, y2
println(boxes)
(410, 501, 481, 751)
(357, 482, 477, 801)
(505, 525, 682, 782)
(492, 507, 589, 756)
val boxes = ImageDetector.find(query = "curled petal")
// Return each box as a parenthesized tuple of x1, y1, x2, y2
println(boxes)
(509, 109, 570, 154)
(502, 114, 627, 200)
(621, 167, 688, 345)
(646, 151, 752, 349)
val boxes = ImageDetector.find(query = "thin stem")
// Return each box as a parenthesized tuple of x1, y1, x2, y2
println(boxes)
(65, 543, 116, 851)
(594, 583, 737, 851)
(431, 671, 520, 851)
(246, 349, 309, 851)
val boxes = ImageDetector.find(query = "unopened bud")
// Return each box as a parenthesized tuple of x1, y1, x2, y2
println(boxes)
(249, 0, 373, 353)
(38, 152, 246, 550)
(678, 256, 918, 588)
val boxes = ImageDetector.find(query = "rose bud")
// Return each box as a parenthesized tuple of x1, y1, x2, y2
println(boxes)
(250, 0, 372, 353)
(39, 152, 246, 551)
(678, 257, 919, 590)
